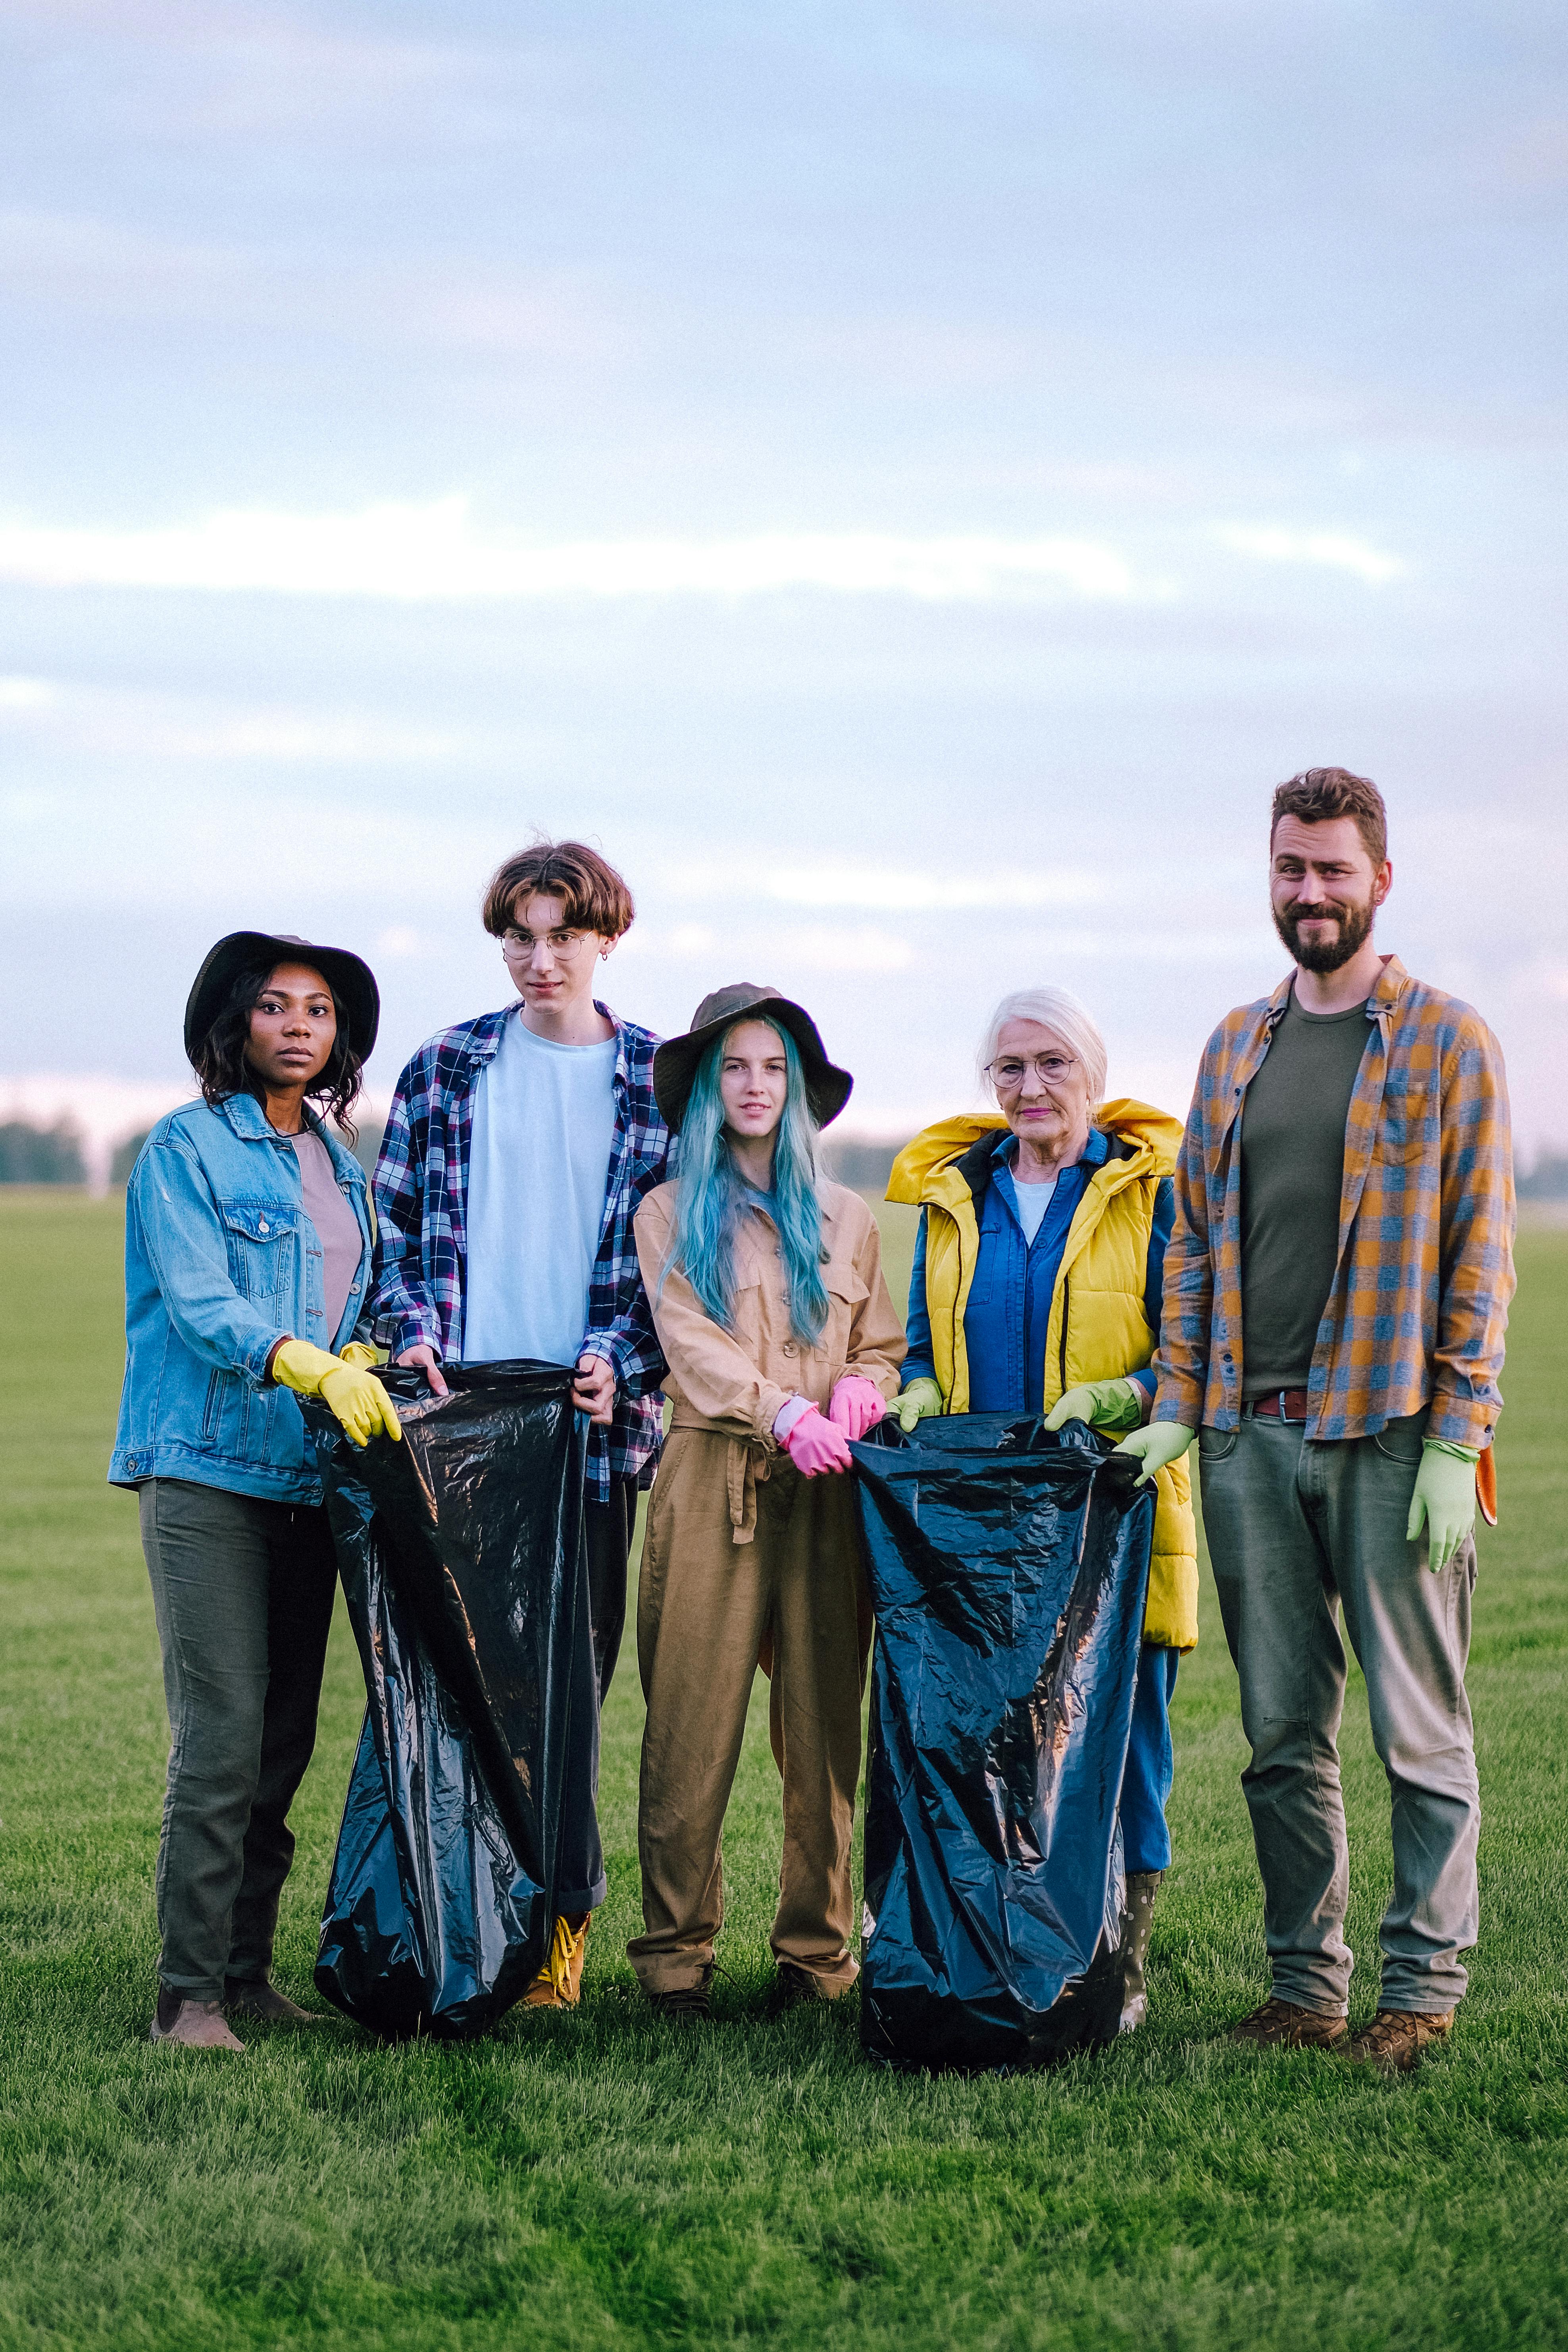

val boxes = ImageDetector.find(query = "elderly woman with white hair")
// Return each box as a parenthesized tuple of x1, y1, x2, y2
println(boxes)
(887, 985, 1198, 2031)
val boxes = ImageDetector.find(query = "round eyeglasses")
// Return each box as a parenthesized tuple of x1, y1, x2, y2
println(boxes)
(501, 928, 588, 960)
(985, 1053, 1077, 1092)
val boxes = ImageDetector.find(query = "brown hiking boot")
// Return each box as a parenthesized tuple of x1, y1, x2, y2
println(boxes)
(150, 1990, 245, 2052)
(522, 1913, 590, 2009)
(1346, 2007, 1454, 2075)
(224, 1979, 319, 2023)
(1230, 1996, 1348, 2050)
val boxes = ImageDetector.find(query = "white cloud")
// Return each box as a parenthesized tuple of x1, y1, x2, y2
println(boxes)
(0, 500, 1147, 605)
(0, 675, 58, 710)
(0, 676, 469, 764)
(1212, 524, 1406, 585)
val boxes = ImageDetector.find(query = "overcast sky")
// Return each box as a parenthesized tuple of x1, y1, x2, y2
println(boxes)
(3, 0, 1565, 1153)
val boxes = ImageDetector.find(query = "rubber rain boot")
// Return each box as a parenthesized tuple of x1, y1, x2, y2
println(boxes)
(1118, 1871, 1163, 2032)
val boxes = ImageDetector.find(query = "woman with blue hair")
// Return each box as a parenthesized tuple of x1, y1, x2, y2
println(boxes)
(630, 984, 906, 2019)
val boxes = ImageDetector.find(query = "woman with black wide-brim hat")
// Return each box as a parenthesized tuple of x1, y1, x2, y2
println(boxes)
(627, 984, 906, 2017)
(110, 930, 398, 2052)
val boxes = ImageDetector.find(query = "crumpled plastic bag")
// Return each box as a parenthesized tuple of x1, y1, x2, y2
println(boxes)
(306, 1360, 591, 2039)
(851, 1413, 1154, 2071)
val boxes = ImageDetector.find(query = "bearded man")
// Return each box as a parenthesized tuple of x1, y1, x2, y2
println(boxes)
(1117, 768, 1514, 2073)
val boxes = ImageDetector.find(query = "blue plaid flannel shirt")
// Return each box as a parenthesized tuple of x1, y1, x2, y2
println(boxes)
(368, 1001, 671, 1500)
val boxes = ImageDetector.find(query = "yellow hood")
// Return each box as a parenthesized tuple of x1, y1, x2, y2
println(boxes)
(887, 1097, 1182, 1204)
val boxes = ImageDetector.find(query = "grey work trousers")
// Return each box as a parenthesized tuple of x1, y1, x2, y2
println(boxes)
(1199, 1409, 1479, 2016)
(139, 1477, 338, 2001)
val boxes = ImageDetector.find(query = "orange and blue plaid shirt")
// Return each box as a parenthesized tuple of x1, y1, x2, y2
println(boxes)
(1153, 956, 1514, 1446)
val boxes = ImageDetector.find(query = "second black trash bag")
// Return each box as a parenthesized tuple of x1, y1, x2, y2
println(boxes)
(306, 1361, 592, 2038)
(851, 1414, 1155, 2072)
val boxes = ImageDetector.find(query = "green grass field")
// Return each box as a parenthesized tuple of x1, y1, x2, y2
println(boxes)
(2, 1191, 1566, 2351)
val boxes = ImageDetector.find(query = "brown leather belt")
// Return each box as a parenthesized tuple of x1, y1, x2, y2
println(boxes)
(1245, 1388, 1312, 1422)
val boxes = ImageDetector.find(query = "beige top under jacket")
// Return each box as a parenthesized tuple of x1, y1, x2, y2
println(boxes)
(633, 1177, 907, 1542)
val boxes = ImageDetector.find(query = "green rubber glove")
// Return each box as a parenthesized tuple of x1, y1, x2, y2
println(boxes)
(1044, 1377, 1145, 1436)
(273, 1338, 402, 1449)
(1405, 1439, 1479, 1572)
(1110, 1418, 1195, 1489)
(893, 1377, 944, 1433)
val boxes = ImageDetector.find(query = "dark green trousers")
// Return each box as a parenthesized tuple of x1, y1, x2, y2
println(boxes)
(139, 1478, 338, 2001)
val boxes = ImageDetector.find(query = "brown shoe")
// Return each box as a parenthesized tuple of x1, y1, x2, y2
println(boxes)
(768, 1961, 825, 2015)
(1230, 1996, 1348, 2050)
(150, 1992, 245, 2052)
(224, 1979, 319, 2023)
(1346, 2007, 1454, 2075)
(522, 1912, 590, 2009)
(647, 1965, 714, 2022)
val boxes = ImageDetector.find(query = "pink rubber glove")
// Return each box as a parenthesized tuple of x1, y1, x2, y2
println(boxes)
(829, 1375, 887, 1441)
(782, 1404, 854, 1477)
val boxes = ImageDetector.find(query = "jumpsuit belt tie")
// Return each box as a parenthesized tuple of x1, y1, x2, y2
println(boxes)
(668, 1406, 774, 1545)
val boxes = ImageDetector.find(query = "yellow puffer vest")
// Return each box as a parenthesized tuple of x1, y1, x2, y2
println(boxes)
(887, 1099, 1199, 1651)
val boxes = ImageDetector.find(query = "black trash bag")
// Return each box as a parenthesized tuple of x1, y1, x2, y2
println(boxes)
(305, 1361, 591, 2039)
(851, 1413, 1154, 2072)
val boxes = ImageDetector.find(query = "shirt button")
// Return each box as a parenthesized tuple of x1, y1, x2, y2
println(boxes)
(259, 1218, 269, 1234)
(783, 1343, 797, 1357)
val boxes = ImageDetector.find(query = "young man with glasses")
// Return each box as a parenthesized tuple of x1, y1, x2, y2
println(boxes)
(1119, 768, 1514, 2073)
(369, 840, 670, 2009)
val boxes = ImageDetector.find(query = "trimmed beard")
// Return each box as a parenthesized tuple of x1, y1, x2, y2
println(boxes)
(1273, 890, 1376, 974)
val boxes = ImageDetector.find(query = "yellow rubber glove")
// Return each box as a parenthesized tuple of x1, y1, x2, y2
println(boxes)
(1111, 1418, 1194, 1489)
(893, 1377, 944, 1433)
(337, 1341, 381, 1370)
(1044, 1377, 1145, 1436)
(272, 1339, 402, 1449)
(1405, 1439, 1479, 1572)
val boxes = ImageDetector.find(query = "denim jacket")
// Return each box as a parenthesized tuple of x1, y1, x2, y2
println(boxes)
(109, 1092, 373, 1504)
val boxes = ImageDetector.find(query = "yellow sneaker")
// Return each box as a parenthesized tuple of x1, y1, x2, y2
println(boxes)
(521, 1912, 590, 2009)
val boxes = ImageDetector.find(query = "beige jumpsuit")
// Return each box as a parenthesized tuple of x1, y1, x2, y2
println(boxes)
(628, 1179, 906, 1996)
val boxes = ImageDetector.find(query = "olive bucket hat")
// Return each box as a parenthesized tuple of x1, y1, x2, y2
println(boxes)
(652, 982, 853, 1134)
(183, 931, 381, 1065)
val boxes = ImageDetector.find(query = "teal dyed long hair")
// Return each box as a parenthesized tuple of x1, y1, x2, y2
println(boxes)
(668, 1021, 829, 1344)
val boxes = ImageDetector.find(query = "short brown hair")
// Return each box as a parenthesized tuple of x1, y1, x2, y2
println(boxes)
(481, 839, 635, 939)
(1270, 767, 1387, 868)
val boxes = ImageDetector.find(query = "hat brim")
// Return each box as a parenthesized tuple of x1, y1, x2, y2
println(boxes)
(652, 996, 853, 1134)
(183, 932, 381, 1065)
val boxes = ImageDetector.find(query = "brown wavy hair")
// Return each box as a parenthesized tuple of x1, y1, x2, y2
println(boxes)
(1271, 767, 1387, 867)
(191, 960, 366, 1141)
(482, 838, 635, 938)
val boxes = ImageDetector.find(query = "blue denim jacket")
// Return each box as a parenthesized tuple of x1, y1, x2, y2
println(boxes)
(109, 1092, 373, 1503)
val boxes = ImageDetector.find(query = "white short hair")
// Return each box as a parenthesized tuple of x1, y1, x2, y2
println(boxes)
(977, 987, 1108, 1105)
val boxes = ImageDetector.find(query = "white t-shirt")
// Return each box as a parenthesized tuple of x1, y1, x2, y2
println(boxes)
(1012, 1168, 1058, 1245)
(461, 1011, 618, 1367)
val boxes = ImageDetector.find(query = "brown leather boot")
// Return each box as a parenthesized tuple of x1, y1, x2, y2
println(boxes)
(150, 1987, 245, 2051)
(522, 1913, 590, 2008)
(1118, 1871, 1162, 2031)
(1229, 1995, 1348, 2050)
(224, 1979, 319, 2023)
(1346, 2007, 1454, 2075)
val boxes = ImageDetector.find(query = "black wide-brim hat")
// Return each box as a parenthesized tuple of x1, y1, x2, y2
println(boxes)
(652, 982, 853, 1134)
(184, 932, 381, 1064)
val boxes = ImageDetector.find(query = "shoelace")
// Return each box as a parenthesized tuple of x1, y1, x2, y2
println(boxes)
(534, 1914, 585, 2001)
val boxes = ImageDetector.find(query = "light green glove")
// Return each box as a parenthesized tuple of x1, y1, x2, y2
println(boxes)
(1405, 1439, 1479, 1572)
(893, 1377, 944, 1433)
(1044, 1377, 1145, 1436)
(1111, 1418, 1195, 1489)
(273, 1338, 403, 1449)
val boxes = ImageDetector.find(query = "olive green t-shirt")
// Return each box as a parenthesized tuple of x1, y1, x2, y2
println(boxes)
(1239, 989, 1372, 1399)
